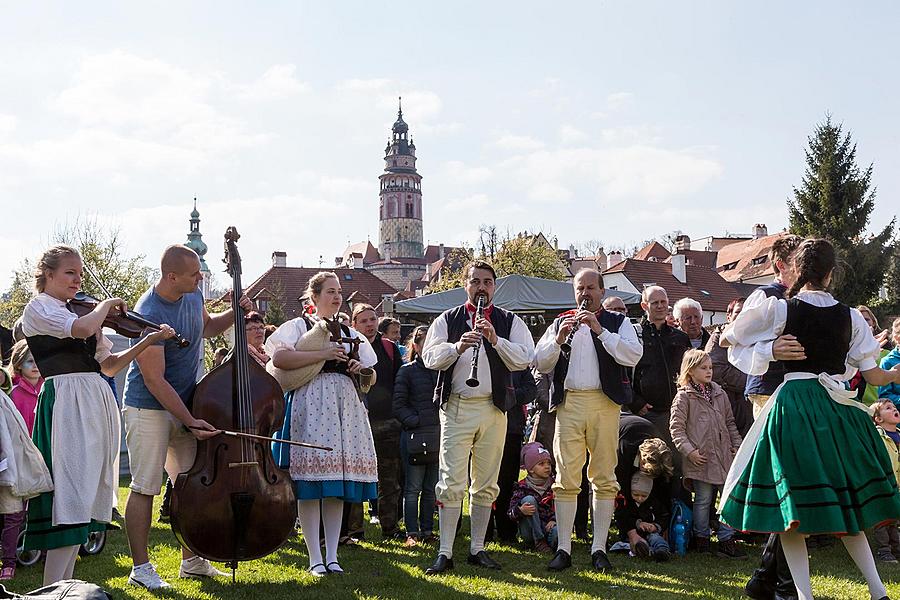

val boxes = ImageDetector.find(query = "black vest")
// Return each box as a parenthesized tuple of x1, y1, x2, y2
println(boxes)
(433, 305, 517, 412)
(782, 299, 851, 376)
(26, 334, 101, 378)
(368, 332, 403, 420)
(549, 310, 633, 409)
(744, 282, 788, 396)
(302, 316, 353, 377)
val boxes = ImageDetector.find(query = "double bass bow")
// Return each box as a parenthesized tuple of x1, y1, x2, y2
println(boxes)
(169, 227, 300, 579)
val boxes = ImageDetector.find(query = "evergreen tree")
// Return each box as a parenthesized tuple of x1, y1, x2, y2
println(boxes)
(788, 115, 895, 306)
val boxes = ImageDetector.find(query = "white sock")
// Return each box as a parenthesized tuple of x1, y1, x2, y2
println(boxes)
(469, 503, 491, 555)
(591, 498, 615, 555)
(780, 530, 813, 600)
(297, 499, 324, 570)
(132, 561, 151, 571)
(438, 504, 461, 559)
(841, 532, 887, 599)
(43, 545, 79, 586)
(321, 498, 344, 567)
(555, 499, 577, 554)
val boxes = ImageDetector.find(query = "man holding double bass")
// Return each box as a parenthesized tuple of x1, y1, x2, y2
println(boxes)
(121, 245, 252, 590)
(421, 260, 535, 574)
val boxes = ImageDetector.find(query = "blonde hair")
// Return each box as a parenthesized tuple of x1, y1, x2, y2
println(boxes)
(891, 317, 900, 345)
(872, 399, 895, 423)
(34, 245, 80, 293)
(677, 348, 711, 387)
(405, 325, 428, 363)
(637, 438, 674, 479)
(305, 271, 339, 302)
(857, 305, 879, 332)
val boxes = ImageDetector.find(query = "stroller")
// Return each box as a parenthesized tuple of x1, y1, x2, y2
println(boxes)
(3, 513, 107, 568)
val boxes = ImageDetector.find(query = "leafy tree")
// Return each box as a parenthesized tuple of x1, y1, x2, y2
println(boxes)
(426, 227, 566, 293)
(788, 115, 895, 306)
(264, 281, 288, 326)
(0, 218, 156, 327)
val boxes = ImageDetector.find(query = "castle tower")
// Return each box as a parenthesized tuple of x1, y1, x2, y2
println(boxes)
(378, 97, 424, 260)
(184, 198, 212, 298)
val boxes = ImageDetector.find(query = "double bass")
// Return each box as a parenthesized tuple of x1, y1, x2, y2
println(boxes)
(169, 227, 297, 577)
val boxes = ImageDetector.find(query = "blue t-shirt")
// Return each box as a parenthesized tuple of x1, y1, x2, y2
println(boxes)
(123, 287, 205, 410)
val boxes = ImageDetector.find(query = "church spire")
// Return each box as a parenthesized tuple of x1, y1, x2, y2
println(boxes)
(184, 197, 211, 298)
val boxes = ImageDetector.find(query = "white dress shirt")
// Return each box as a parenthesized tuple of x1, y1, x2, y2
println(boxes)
(724, 290, 880, 378)
(534, 311, 642, 390)
(422, 306, 535, 398)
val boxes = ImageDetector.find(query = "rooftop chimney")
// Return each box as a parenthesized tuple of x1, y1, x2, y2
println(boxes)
(272, 251, 287, 268)
(607, 250, 624, 268)
(753, 223, 768, 239)
(439, 243, 445, 258)
(674, 234, 691, 253)
(671, 253, 687, 283)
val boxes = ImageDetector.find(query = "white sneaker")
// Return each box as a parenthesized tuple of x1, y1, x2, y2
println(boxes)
(128, 563, 172, 590)
(179, 556, 228, 578)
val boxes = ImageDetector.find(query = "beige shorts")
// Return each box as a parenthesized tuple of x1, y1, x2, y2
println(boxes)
(123, 406, 197, 495)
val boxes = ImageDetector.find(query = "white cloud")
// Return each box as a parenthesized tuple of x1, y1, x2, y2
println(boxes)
(491, 134, 545, 152)
(559, 125, 589, 145)
(0, 114, 16, 137)
(235, 64, 309, 101)
(441, 193, 491, 212)
(606, 91, 634, 110)
(441, 160, 493, 185)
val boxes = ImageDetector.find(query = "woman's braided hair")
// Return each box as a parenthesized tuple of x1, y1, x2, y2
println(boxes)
(786, 238, 835, 298)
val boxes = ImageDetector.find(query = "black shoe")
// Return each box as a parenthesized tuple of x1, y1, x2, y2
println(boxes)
(547, 549, 571, 571)
(773, 593, 800, 600)
(325, 561, 346, 575)
(591, 549, 613, 572)
(744, 576, 774, 600)
(652, 548, 671, 563)
(633, 539, 650, 559)
(467, 551, 501, 570)
(424, 554, 454, 575)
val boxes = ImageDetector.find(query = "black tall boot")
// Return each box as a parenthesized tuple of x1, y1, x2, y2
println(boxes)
(773, 535, 798, 600)
(744, 533, 778, 599)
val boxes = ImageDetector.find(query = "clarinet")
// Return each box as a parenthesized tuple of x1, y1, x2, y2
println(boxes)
(465, 296, 485, 387)
(559, 298, 589, 356)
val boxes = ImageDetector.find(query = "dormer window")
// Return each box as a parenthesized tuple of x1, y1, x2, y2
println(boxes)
(751, 256, 767, 266)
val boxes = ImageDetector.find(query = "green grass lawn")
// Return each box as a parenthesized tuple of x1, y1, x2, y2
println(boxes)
(4, 485, 900, 599)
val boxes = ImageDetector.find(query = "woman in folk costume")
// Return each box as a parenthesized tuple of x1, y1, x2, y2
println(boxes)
(20, 245, 175, 585)
(267, 271, 378, 577)
(720, 238, 900, 600)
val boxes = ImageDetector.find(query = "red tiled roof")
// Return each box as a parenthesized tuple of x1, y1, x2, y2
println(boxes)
(716, 231, 790, 282)
(633, 241, 671, 261)
(603, 258, 742, 312)
(666, 249, 718, 269)
(340, 241, 381, 265)
(423, 244, 463, 263)
(230, 266, 400, 318)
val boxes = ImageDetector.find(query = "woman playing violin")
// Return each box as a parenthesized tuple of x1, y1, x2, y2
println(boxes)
(19, 245, 176, 585)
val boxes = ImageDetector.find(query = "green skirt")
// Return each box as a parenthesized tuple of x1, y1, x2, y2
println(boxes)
(24, 377, 108, 551)
(721, 378, 900, 535)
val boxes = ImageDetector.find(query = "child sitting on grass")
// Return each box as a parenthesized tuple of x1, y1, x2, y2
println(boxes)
(508, 442, 557, 552)
(871, 398, 900, 562)
(615, 471, 671, 561)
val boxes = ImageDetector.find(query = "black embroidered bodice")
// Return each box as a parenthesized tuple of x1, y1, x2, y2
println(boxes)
(781, 298, 851, 376)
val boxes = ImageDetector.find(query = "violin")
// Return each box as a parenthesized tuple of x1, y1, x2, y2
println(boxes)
(67, 292, 191, 348)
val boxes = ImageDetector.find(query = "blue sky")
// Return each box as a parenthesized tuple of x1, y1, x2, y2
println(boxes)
(1, 1, 897, 289)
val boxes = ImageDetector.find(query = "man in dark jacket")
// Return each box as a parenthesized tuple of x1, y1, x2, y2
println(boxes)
(487, 369, 537, 543)
(352, 303, 403, 539)
(630, 286, 691, 465)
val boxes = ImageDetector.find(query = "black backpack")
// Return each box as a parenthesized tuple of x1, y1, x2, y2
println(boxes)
(0, 580, 111, 600)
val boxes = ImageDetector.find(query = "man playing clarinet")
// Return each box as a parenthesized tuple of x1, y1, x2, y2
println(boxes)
(422, 261, 535, 574)
(535, 268, 643, 571)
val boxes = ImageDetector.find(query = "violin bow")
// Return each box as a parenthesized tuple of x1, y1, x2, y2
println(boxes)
(82, 261, 116, 299)
(187, 426, 333, 451)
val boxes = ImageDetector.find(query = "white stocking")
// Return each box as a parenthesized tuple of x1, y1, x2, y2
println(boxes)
(591, 498, 615, 554)
(469, 503, 491, 554)
(841, 532, 887, 599)
(321, 498, 344, 568)
(297, 499, 324, 571)
(43, 545, 79, 586)
(438, 504, 461, 559)
(555, 499, 577, 554)
(780, 530, 813, 600)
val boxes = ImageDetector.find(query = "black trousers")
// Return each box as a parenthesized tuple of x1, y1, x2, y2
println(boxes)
(488, 434, 524, 542)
